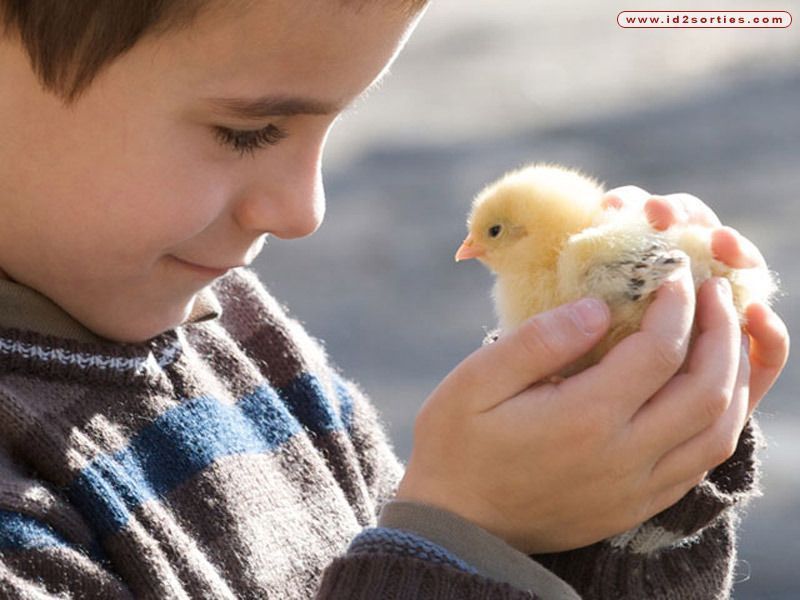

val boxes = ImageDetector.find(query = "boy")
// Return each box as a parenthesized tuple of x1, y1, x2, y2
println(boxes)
(0, 0, 788, 598)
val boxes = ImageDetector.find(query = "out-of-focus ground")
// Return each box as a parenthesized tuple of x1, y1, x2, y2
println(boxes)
(254, 1, 799, 597)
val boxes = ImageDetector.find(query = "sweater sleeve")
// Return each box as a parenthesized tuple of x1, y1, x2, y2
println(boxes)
(321, 414, 762, 599)
(530, 417, 764, 600)
(316, 374, 550, 599)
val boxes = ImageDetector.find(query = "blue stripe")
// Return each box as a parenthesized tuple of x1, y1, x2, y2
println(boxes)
(68, 383, 302, 536)
(67, 374, 355, 538)
(0, 510, 69, 551)
(280, 372, 347, 437)
(332, 375, 355, 434)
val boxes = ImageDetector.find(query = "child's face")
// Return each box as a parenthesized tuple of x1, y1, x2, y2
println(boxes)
(0, 0, 420, 342)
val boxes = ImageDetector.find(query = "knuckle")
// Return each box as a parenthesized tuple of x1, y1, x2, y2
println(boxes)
(701, 422, 740, 468)
(518, 316, 563, 360)
(709, 433, 738, 467)
(699, 388, 730, 423)
(650, 334, 686, 375)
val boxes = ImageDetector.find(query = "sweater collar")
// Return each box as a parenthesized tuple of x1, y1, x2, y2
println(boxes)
(0, 278, 222, 343)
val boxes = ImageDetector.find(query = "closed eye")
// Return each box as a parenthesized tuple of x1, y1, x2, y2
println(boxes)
(213, 124, 288, 157)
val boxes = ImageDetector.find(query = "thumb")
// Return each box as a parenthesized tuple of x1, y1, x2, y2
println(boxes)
(436, 298, 610, 413)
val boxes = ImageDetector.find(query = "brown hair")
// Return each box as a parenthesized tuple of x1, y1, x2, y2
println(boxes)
(1, 0, 428, 104)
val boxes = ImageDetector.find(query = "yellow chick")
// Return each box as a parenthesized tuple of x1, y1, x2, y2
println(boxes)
(456, 164, 777, 375)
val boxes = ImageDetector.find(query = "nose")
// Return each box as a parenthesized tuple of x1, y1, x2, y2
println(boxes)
(233, 149, 326, 240)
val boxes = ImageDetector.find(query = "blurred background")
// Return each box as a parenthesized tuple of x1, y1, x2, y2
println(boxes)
(254, 1, 798, 597)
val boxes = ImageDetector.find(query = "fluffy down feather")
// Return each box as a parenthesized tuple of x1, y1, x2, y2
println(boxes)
(456, 164, 777, 375)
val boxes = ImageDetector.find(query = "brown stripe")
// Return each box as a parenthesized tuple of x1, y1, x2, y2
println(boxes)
(0, 453, 98, 550)
(0, 325, 271, 486)
(103, 502, 238, 599)
(0, 546, 133, 598)
(213, 269, 311, 388)
(533, 515, 734, 599)
(159, 438, 363, 598)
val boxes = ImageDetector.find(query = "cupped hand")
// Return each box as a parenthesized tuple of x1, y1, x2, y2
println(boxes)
(397, 265, 747, 553)
(601, 185, 789, 416)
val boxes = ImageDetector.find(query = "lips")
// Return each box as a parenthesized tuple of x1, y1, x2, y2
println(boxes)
(171, 256, 236, 278)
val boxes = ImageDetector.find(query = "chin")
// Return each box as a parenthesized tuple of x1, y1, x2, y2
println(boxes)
(83, 303, 191, 344)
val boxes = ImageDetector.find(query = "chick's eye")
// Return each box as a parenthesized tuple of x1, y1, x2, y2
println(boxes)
(488, 224, 503, 238)
(214, 124, 288, 157)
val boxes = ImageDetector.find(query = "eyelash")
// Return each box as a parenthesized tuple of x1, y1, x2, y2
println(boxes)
(213, 124, 289, 157)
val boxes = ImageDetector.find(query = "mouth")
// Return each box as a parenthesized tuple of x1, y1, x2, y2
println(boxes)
(454, 235, 487, 262)
(170, 256, 238, 278)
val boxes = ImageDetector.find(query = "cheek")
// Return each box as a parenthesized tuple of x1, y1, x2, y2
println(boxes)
(46, 159, 229, 268)
(98, 139, 235, 252)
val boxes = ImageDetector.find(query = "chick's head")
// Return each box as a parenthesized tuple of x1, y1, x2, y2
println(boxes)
(456, 164, 604, 275)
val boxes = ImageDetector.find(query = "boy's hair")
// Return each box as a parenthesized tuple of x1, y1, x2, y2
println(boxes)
(1, 0, 428, 104)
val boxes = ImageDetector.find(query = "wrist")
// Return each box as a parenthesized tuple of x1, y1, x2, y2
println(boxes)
(378, 500, 580, 599)
(395, 471, 538, 554)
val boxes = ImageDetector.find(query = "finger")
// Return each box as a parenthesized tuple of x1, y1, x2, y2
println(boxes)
(601, 195, 623, 210)
(710, 226, 766, 269)
(744, 301, 790, 409)
(645, 472, 706, 522)
(644, 196, 688, 231)
(668, 193, 722, 227)
(632, 277, 741, 454)
(647, 193, 723, 231)
(648, 344, 748, 492)
(560, 264, 695, 417)
(437, 298, 611, 413)
(601, 185, 651, 210)
(740, 335, 757, 419)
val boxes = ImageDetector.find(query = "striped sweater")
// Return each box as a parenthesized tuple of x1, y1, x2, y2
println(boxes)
(0, 268, 762, 599)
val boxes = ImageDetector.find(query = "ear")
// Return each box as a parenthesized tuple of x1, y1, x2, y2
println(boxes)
(510, 225, 528, 238)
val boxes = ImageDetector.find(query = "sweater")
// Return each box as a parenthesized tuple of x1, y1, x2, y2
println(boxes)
(0, 268, 762, 599)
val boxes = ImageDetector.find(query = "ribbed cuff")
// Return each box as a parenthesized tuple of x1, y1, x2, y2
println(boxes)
(317, 553, 537, 600)
(378, 500, 580, 600)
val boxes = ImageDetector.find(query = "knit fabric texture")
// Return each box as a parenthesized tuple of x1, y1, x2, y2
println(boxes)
(0, 268, 538, 599)
(531, 419, 763, 599)
(0, 268, 762, 598)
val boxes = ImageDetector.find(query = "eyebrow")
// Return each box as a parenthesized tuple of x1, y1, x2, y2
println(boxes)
(204, 95, 347, 120)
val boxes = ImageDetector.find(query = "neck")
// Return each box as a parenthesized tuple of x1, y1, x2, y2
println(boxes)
(494, 270, 557, 330)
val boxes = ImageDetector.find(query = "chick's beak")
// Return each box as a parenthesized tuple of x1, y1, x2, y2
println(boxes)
(455, 235, 486, 262)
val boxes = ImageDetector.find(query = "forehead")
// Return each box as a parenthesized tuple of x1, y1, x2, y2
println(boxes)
(142, 0, 417, 108)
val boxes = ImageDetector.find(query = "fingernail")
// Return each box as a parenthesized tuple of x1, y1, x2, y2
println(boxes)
(569, 298, 608, 335)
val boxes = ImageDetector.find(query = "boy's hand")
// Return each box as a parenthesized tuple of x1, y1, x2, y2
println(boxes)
(602, 186, 790, 415)
(397, 265, 748, 553)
